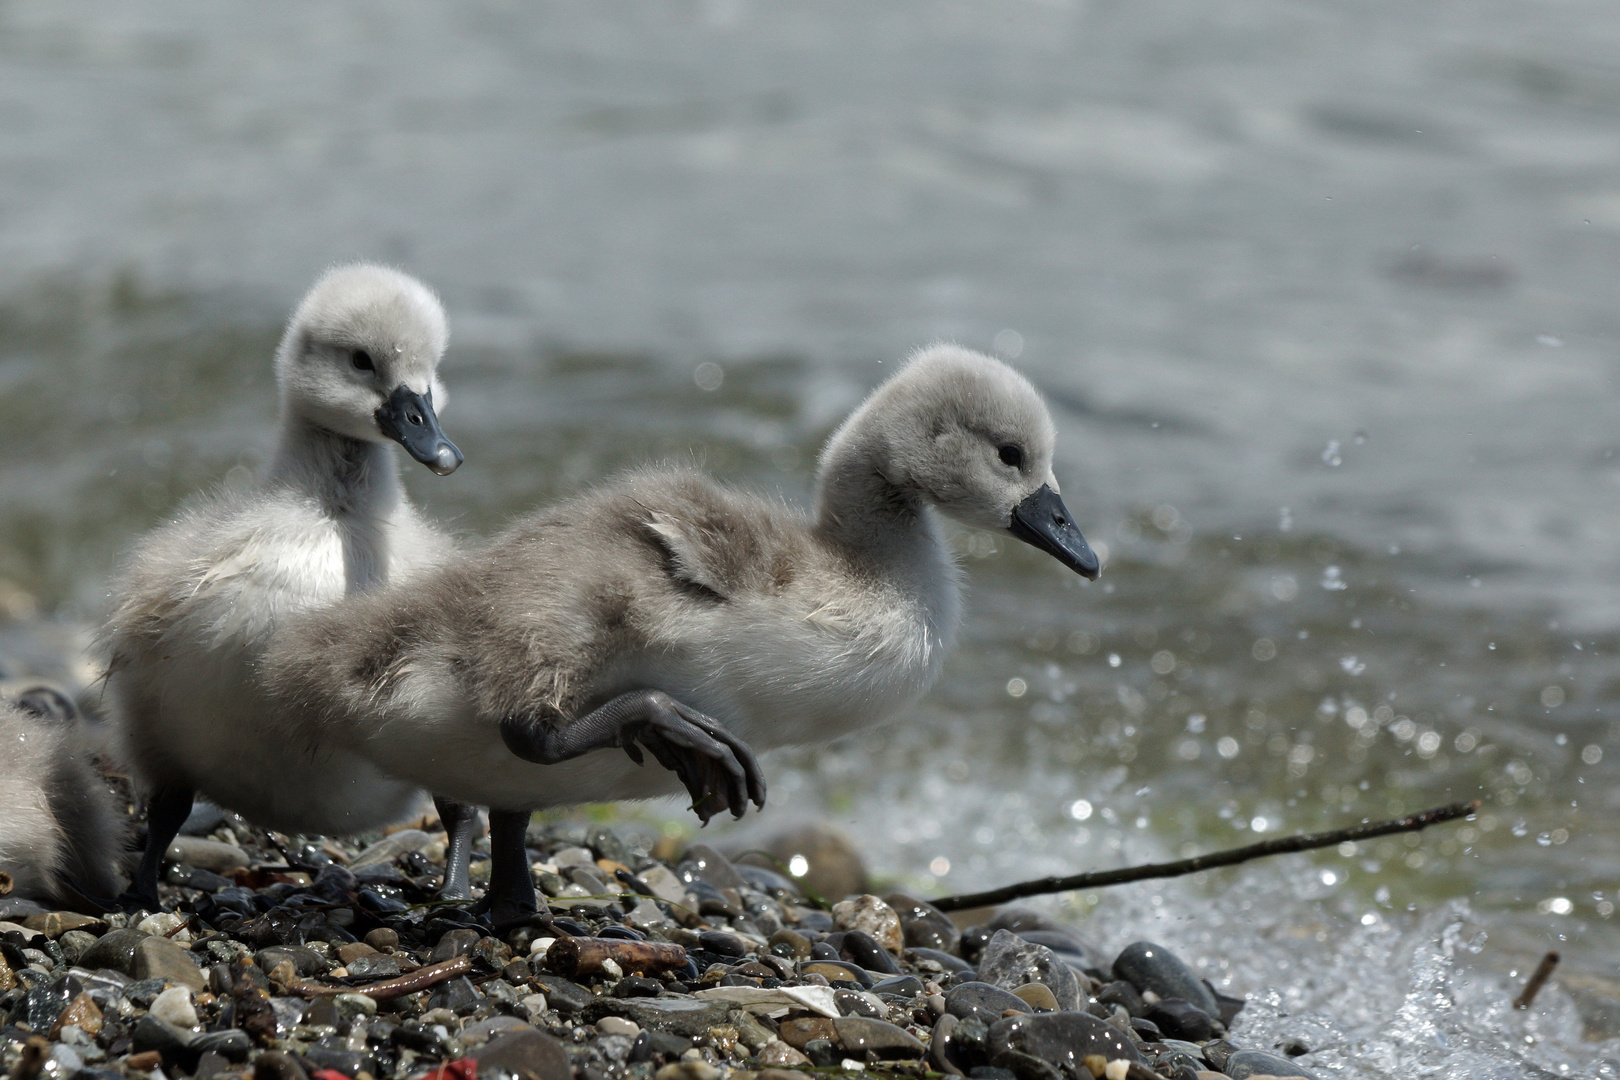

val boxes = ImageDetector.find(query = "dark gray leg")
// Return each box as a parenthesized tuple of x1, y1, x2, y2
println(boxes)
(434, 796, 481, 902)
(500, 690, 766, 824)
(482, 809, 537, 925)
(116, 787, 194, 913)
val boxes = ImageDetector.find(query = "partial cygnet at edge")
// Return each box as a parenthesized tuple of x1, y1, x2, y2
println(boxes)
(263, 344, 1099, 920)
(0, 689, 128, 912)
(101, 264, 473, 912)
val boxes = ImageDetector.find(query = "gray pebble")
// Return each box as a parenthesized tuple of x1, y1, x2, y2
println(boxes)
(1112, 941, 1218, 1017)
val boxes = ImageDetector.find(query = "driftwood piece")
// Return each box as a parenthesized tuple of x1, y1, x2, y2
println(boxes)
(288, 953, 473, 1000)
(545, 936, 688, 978)
(1513, 951, 1559, 1010)
(932, 800, 1480, 912)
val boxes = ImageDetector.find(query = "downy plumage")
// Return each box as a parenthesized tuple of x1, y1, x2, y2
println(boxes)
(263, 344, 1099, 919)
(101, 264, 471, 910)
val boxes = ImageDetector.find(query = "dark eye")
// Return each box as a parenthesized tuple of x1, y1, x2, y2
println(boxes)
(997, 444, 1023, 469)
(351, 349, 375, 373)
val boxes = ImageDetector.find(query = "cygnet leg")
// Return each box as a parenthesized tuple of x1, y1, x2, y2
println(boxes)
(116, 787, 194, 913)
(480, 809, 538, 925)
(433, 796, 481, 902)
(500, 689, 767, 824)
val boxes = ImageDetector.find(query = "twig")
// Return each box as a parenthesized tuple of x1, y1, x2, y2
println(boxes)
(0, 871, 12, 898)
(1513, 951, 1559, 1010)
(288, 953, 472, 999)
(931, 800, 1480, 912)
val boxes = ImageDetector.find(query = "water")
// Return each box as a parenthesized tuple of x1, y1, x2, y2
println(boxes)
(3, 2, 1620, 1072)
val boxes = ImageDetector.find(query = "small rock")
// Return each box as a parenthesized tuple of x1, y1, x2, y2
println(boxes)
(757, 1040, 811, 1067)
(346, 954, 401, 979)
(842, 928, 903, 974)
(1144, 998, 1217, 1042)
(463, 1015, 534, 1043)
(335, 992, 379, 1018)
(655, 1063, 722, 1080)
(978, 930, 1083, 1011)
(50, 992, 102, 1038)
(946, 981, 1034, 1025)
(552, 845, 596, 868)
(148, 986, 199, 1029)
(473, 1029, 573, 1080)
(132, 1013, 196, 1054)
(136, 912, 189, 939)
(747, 820, 869, 901)
(363, 928, 399, 951)
(532, 974, 594, 1014)
(597, 1016, 642, 1038)
(986, 1012, 1145, 1072)
(801, 959, 874, 987)
(349, 829, 434, 868)
(768, 929, 812, 959)
(778, 1016, 925, 1059)
(583, 996, 735, 1037)
(635, 864, 693, 906)
(166, 836, 250, 874)
(1012, 983, 1060, 1012)
(885, 892, 960, 953)
(1112, 942, 1218, 1018)
(334, 942, 379, 965)
(431, 927, 483, 963)
(253, 1049, 309, 1080)
(909, 946, 975, 974)
(832, 894, 903, 953)
(136, 936, 207, 990)
(1223, 1049, 1322, 1079)
(77, 927, 148, 977)
(427, 976, 483, 1013)
(682, 844, 749, 891)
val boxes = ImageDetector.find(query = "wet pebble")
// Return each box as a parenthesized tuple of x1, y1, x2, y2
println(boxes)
(978, 929, 1084, 1011)
(1113, 941, 1219, 1017)
(1224, 1048, 1322, 1079)
(947, 980, 1036, 1024)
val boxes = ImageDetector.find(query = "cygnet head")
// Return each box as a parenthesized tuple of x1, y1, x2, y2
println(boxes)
(821, 343, 1100, 579)
(273, 264, 463, 475)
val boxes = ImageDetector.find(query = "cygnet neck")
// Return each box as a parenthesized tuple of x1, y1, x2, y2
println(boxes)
(813, 430, 945, 585)
(267, 413, 404, 592)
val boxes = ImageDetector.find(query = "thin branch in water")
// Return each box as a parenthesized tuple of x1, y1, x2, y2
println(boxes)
(931, 800, 1480, 912)
(1513, 951, 1559, 1010)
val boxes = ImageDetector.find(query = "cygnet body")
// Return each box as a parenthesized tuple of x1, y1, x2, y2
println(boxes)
(102, 264, 466, 909)
(0, 691, 127, 911)
(264, 345, 1098, 918)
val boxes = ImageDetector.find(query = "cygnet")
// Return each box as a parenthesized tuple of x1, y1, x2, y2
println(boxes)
(263, 344, 1099, 920)
(102, 264, 477, 911)
(0, 687, 128, 912)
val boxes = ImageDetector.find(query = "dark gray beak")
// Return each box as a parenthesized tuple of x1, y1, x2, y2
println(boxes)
(375, 385, 463, 476)
(1008, 484, 1100, 580)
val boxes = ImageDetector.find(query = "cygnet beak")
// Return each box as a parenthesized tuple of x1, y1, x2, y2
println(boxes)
(375, 385, 464, 476)
(1008, 484, 1101, 580)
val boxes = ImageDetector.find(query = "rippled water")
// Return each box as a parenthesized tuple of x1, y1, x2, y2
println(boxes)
(4, 3, 1620, 1073)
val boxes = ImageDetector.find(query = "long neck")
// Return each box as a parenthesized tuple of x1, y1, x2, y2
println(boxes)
(267, 414, 404, 593)
(813, 428, 954, 610)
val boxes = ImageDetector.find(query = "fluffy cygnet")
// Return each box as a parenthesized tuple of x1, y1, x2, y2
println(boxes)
(102, 264, 472, 911)
(264, 344, 1098, 919)
(0, 688, 128, 912)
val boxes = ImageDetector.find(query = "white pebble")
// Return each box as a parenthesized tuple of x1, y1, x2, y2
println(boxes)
(137, 912, 191, 942)
(1104, 1060, 1130, 1080)
(520, 993, 548, 1022)
(600, 957, 623, 979)
(148, 986, 198, 1029)
(529, 936, 557, 958)
(596, 1016, 640, 1038)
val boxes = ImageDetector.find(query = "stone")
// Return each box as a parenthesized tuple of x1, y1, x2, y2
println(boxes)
(909, 946, 975, 974)
(778, 1016, 925, 1059)
(698, 930, 749, 957)
(835, 989, 885, 1018)
(1095, 981, 1144, 1017)
(166, 837, 250, 874)
(531, 974, 594, 1014)
(801, 959, 874, 987)
(255, 945, 326, 978)
(148, 986, 199, 1029)
(131, 1013, 196, 1055)
(363, 928, 399, 951)
(334, 942, 379, 965)
(930, 1013, 966, 1076)
(431, 927, 483, 963)
(192, 1029, 252, 1062)
(986, 1012, 1145, 1073)
(136, 936, 207, 990)
(137, 912, 189, 938)
(871, 975, 926, 997)
(885, 892, 961, 953)
(349, 829, 434, 868)
(77, 927, 148, 977)
(346, 954, 401, 979)
(427, 975, 483, 1013)
(473, 1029, 573, 1075)
(744, 820, 869, 902)
(842, 929, 903, 974)
(832, 894, 903, 953)
(463, 1016, 534, 1042)
(1223, 1049, 1321, 1079)
(1112, 942, 1218, 1018)
(768, 929, 812, 958)
(582, 996, 735, 1037)
(597, 1015, 642, 1038)
(1012, 983, 1060, 1012)
(758, 1040, 811, 1067)
(978, 930, 1084, 1011)
(254, 1049, 310, 1080)
(21, 911, 104, 939)
(335, 992, 379, 1019)
(1144, 998, 1217, 1042)
(552, 846, 596, 867)
(635, 864, 694, 906)
(947, 981, 1035, 1025)
(50, 992, 102, 1038)
(58, 929, 99, 965)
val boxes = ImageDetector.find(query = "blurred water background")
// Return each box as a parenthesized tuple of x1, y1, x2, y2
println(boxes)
(3, 3, 1620, 1074)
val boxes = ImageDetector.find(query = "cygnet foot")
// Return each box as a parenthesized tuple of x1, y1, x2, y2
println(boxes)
(472, 809, 539, 926)
(500, 689, 766, 824)
(115, 787, 194, 914)
(433, 796, 481, 902)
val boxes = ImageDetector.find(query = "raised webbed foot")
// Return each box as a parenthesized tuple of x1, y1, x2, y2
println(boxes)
(501, 689, 766, 824)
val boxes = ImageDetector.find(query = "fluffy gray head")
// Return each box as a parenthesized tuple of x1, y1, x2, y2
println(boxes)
(820, 343, 1060, 530)
(273, 264, 451, 445)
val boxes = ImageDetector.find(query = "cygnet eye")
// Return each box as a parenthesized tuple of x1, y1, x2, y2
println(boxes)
(350, 349, 375, 373)
(997, 443, 1024, 469)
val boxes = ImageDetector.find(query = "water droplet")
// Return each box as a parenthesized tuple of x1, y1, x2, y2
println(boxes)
(1322, 440, 1342, 467)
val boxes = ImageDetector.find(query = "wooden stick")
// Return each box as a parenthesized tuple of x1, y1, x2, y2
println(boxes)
(931, 800, 1480, 912)
(1513, 951, 1559, 1010)
(288, 953, 473, 1000)
(545, 936, 688, 978)
(0, 871, 12, 897)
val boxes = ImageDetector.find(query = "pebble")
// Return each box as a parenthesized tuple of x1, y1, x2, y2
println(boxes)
(135, 935, 207, 990)
(1113, 941, 1219, 1017)
(831, 893, 904, 953)
(947, 980, 1036, 1024)
(987, 1011, 1146, 1070)
(147, 986, 199, 1029)
(885, 891, 961, 952)
(778, 1016, 927, 1059)
(1012, 982, 1061, 1012)
(165, 836, 250, 874)
(978, 929, 1084, 1011)
(1223, 1049, 1322, 1079)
